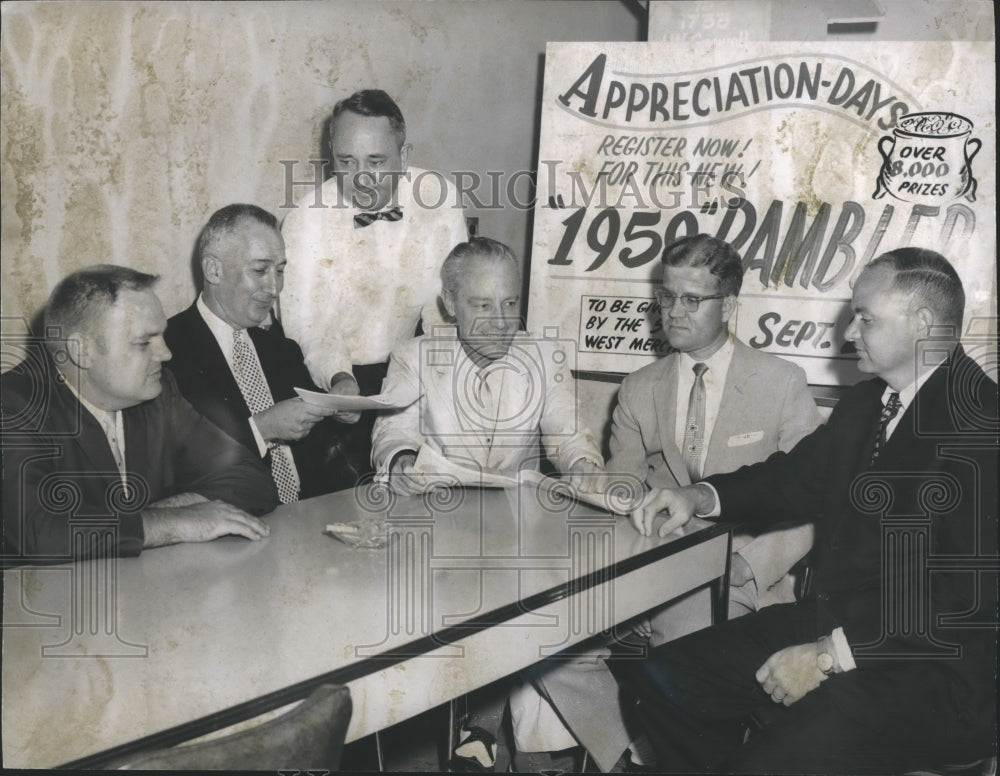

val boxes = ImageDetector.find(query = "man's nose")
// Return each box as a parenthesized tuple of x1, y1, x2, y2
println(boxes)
(261, 269, 279, 295)
(155, 339, 172, 362)
(487, 316, 509, 331)
(666, 297, 688, 317)
(844, 316, 859, 341)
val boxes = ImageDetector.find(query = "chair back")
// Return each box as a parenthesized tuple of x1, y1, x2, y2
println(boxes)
(113, 684, 351, 771)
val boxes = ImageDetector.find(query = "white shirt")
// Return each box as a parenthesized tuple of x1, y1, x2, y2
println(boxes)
(64, 380, 127, 488)
(673, 338, 735, 477)
(195, 296, 301, 493)
(882, 363, 939, 440)
(280, 167, 468, 389)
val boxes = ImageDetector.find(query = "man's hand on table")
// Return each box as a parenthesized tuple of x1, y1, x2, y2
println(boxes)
(755, 642, 828, 706)
(329, 372, 362, 424)
(254, 398, 329, 442)
(567, 459, 607, 493)
(630, 483, 715, 537)
(386, 451, 452, 496)
(142, 500, 271, 548)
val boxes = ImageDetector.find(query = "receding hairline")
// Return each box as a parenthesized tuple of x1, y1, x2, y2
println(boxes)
(200, 213, 284, 267)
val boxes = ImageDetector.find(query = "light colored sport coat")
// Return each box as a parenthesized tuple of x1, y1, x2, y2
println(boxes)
(608, 337, 822, 597)
(372, 328, 602, 476)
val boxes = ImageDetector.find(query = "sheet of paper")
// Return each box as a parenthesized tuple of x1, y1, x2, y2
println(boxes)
(411, 446, 642, 514)
(294, 387, 418, 412)
(518, 469, 643, 515)
(411, 445, 519, 489)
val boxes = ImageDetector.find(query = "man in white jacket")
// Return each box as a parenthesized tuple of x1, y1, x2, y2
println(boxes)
(372, 237, 604, 495)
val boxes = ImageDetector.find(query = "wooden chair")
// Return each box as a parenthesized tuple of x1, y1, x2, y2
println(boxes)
(108, 684, 351, 771)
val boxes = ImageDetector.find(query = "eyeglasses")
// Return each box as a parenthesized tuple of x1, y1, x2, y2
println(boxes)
(654, 290, 726, 312)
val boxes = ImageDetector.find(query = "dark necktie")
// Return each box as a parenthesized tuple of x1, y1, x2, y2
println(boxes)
(354, 206, 403, 228)
(869, 392, 902, 467)
(682, 362, 709, 481)
(232, 329, 299, 504)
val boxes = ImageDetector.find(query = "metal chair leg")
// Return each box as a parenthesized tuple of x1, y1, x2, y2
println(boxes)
(374, 730, 385, 772)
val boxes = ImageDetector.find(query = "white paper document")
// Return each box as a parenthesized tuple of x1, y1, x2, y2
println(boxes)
(411, 445, 642, 514)
(294, 387, 418, 412)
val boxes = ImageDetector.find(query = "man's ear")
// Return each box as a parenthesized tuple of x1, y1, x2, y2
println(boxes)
(65, 331, 93, 369)
(914, 306, 934, 337)
(203, 256, 222, 285)
(441, 288, 456, 320)
(720, 294, 738, 324)
(399, 142, 412, 171)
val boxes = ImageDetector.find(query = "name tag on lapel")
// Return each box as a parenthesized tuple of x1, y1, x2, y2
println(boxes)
(728, 431, 764, 447)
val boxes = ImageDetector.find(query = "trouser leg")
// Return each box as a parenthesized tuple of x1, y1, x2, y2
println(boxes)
(730, 663, 994, 775)
(611, 602, 818, 773)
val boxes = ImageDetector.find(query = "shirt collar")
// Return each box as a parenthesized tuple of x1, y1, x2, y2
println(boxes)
(62, 375, 118, 430)
(197, 294, 244, 357)
(677, 336, 735, 375)
(881, 361, 942, 411)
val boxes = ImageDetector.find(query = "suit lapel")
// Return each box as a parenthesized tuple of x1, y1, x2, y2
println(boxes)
(181, 306, 251, 416)
(49, 375, 123, 490)
(652, 354, 691, 486)
(428, 335, 469, 443)
(705, 340, 753, 471)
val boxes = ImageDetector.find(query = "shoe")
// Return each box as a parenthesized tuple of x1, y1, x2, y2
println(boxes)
(623, 751, 659, 773)
(450, 725, 498, 772)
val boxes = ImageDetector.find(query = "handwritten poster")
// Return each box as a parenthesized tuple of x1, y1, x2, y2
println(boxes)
(527, 42, 995, 384)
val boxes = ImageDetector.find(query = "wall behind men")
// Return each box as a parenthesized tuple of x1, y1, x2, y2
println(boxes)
(0, 0, 641, 336)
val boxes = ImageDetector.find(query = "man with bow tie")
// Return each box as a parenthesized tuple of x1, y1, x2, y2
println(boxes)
(618, 248, 998, 773)
(281, 89, 468, 481)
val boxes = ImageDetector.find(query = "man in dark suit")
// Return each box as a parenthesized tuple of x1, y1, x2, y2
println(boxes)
(1, 265, 276, 565)
(621, 248, 998, 773)
(165, 204, 352, 502)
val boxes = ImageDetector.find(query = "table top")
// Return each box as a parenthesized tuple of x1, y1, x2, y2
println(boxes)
(2, 482, 727, 769)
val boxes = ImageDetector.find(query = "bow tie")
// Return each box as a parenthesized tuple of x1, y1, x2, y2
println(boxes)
(354, 207, 403, 228)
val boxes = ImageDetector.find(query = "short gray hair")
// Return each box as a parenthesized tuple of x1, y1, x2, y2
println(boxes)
(441, 237, 518, 297)
(44, 265, 159, 352)
(864, 247, 965, 330)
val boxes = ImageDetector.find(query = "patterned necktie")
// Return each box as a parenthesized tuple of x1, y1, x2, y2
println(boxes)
(869, 392, 902, 467)
(353, 206, 403, 228)
(232, 329, 299, 504)
(682, 362, 709, 481)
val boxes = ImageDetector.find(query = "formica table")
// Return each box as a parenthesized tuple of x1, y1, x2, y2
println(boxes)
(1, 482, 731, 769)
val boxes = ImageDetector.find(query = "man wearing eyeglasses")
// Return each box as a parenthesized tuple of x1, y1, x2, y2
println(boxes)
(517, 234, 821, 771)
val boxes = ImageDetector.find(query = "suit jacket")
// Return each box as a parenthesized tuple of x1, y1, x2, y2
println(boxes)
(164, 304, 347, 498)
(709, 346, 998, 740)
(372, 329, 603, 475)
(1, 355, 278, 565)
(608, 339, 822, 595)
